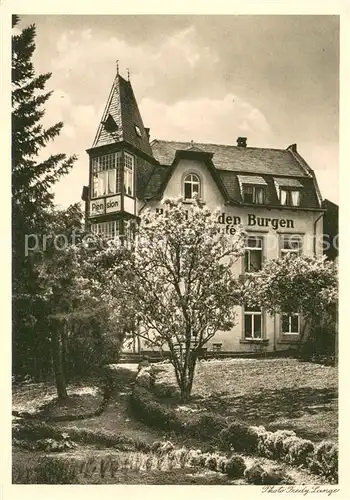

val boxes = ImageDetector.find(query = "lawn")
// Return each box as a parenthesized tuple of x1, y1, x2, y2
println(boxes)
(156, 358, 338, 443)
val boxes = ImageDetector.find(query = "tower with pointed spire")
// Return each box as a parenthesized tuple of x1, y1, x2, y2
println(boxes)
(83, 70, 155, 239)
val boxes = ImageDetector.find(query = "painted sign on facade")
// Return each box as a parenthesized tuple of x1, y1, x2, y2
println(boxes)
(89, 195, 121, 216)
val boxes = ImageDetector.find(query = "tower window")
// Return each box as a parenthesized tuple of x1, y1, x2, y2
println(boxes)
(91, 220, 120, 239)
(91, 152, 122, 198)
(184, 174, 201, 200)
(103, 114, 118, 133)
(124, 152, 134, 197)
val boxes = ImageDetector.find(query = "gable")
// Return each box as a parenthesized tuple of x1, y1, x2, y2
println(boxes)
(161, 157, 226, 205)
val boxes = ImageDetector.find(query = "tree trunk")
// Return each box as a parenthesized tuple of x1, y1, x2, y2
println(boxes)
(51, 328, 68, 400)
(61, 325, 69, 383)
(179, 354, 197, 402)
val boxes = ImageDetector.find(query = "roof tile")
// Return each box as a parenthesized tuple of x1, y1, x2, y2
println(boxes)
(151, 140, 309, 177)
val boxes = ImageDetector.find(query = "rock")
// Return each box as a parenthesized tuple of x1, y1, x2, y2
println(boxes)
(262, 466, 288, 485)
(244, 462, 265, 484)
(135, 369, 152, 388)
(135, 366, 156, 388)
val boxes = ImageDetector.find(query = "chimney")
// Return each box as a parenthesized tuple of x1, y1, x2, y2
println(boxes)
(237, 137, 247, 148)
(145, 127, 150, 140)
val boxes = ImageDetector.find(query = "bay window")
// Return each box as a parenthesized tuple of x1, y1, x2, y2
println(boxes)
(91, 152, 122, 198)
(124, 152, 134, 197)
(91, 220, 120, 239)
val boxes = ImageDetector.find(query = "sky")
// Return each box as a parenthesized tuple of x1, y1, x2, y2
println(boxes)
(19, 15, 339, 207)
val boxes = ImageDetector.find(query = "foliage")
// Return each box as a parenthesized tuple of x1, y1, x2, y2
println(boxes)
(12, 16, 77, 378)
(241, 255, 338, 343)
(120, 197, 244, 400)
(13, 435, 77, 452)
(224, 455, 246, 478)
(131, 377, 337, 481)
(13, 457, 79, 484)
(309, 441, 338, 482)
(219, 422, 259, 452)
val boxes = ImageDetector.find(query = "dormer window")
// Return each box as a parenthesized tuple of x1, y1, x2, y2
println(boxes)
(184, 174, 201, 200)
(242, 185, 265, 204)
(280, 189, 301, 207)
(102, 114, 118, 133)
(135, 125, 142, 137)
(274, 177, 303, 207)
(238, 175, 267, 204)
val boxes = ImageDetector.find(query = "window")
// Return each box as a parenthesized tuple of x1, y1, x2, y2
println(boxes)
(91, 152, 122, 198)
(280, 235, 302, 258)
(273, 177, 303, 207)
(242, 185, 265, 204)
(282, 313, 300, 335)
(244, 306, 262, 339)
(91, 220, 120, 239)
(124, 152, 134, 197)
(244, 236, 263, 272)
(184, 174, 201, 200)
(135, 125, 142, 137)
(212, 343, 222, 352)
(280, 189, 301, 207)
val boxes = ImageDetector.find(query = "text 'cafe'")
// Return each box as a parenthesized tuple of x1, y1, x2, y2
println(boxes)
(81, 69, 327, 355)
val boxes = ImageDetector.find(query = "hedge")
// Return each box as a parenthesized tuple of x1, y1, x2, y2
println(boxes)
(130, 384, 338, 483)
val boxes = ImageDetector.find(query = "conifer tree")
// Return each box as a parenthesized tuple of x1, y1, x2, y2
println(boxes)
(12, 15, 77, 378)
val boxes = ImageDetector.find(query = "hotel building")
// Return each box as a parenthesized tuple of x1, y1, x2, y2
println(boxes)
(82, 71, 325, 355)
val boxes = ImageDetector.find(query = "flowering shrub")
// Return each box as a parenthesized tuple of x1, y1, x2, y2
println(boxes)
(309, 441, 338, 482)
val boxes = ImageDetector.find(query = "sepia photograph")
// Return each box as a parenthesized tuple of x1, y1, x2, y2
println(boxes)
(10, 13, 339, 488)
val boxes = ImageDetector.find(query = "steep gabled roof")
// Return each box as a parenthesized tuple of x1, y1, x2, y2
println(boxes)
(146, 140, 322, 209)
(92, 74, 153, 158)
(151, 140, 310, 177)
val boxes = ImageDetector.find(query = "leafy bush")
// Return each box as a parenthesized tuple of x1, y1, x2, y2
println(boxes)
(284, 437, 314, 465)
(225, 455, 246, 478)
(219, 422, 259, 452)
(204, 455, 218, 471)
(262, 429, 297, 459)
(309, 440, 338, 482)
(195, 412, 227, 438)
(252, 427, 314, 467)
(13, 421, 147, 452)
(13, 436, 76, 452)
